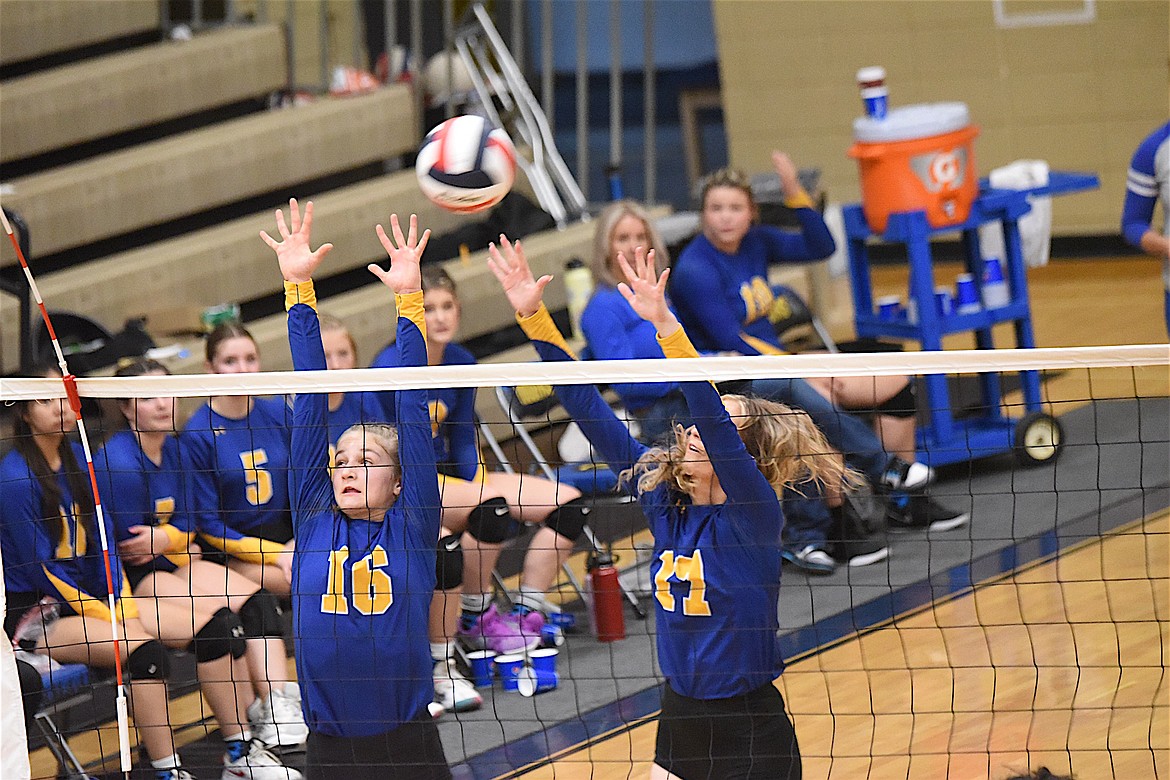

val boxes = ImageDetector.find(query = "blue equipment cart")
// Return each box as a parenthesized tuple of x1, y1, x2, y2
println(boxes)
(844, 171, 1099, 467)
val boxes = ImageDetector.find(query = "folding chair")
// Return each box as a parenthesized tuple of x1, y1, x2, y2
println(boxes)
(28, 661, 97, 780)
(479, 384, 646, 618)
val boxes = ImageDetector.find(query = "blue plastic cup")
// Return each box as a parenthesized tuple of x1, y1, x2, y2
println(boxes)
(877, 295, 902, 321)
(466, 650, 496, 688)
(517, 649, 559, 696)
(547, 611, 576, 630)
(934, 287, 954, 317)
(494, 653, 526, 692)
(955, 273, 981, 314)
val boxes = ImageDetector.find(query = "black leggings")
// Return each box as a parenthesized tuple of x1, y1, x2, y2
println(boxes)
(655, 682, 801, 780)
(305, 710, 451, 780)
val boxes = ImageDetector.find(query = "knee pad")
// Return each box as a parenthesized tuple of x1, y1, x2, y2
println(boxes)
(543, 497, 592, 542)
(874, 382, 918, 419)
(435, 535, 464, 591)
(191, 607, 247, 663)
(239, 589, 284, 639)
(466, 497, 516, 543)
(127, 640, 170, 681)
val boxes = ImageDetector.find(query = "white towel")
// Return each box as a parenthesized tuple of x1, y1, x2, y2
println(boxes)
(978, 160, 1053, 268)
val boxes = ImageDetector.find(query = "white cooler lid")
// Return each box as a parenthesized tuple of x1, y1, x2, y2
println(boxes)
(853, 102, 970, 143)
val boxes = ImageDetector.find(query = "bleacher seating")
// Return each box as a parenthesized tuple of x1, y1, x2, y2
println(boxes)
(0, 0, 159, 67)
(1, 24, 287, 163)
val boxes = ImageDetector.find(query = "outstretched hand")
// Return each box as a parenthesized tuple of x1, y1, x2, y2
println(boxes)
(616, 246, 679, 336)
(369, 214, 430, 294)
(486, 234, 551, 318)
(771, 150, 802, 198)
(260, 198, 333, 282)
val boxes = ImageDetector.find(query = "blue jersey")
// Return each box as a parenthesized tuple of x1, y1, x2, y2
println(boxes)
(580, 286, 679, 412)
(671, 212, 834, 355)
(371, 340, 480, 481)
(181, 396, 293, 564)
(1, 445, 136, 624)
(286, 284, 441, 738)
(95, 430, 195, 575)
(519, 305, 784, 700)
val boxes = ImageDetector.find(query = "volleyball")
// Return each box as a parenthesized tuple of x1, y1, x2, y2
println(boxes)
(415, 115, 516, 214)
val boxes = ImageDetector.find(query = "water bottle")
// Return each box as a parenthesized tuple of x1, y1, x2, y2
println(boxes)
(563, 257, 594, 340)
(856, 66, 888, 119)
(587, 549, 625, 642)
(981, 257, 1010, 309)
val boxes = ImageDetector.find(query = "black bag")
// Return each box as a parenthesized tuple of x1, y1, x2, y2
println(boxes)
(830, 483, 889, 564)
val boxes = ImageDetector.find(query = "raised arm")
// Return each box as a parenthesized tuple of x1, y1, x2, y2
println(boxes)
(263, 198, 337, 517)
(619, 249, 777, 509)
(762, 150, 835, 263)
(370, 214, 440, 534)
(488, 236, 646, 478)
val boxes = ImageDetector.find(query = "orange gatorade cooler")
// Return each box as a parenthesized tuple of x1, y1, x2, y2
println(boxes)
(849, 102, 979, 233)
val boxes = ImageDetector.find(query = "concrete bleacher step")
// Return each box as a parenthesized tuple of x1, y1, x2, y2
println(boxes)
(0, 84, 416, 260)
(0, 170, 466, 375)
(153, 217, 598, 380)
(1, 24, 287, 163)
(0, 0, 159, 67)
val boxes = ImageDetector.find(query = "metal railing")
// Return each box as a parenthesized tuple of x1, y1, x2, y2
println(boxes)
(158, 0, 661, 209)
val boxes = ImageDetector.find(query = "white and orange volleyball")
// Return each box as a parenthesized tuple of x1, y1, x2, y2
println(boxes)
(415, 115, 516, 214)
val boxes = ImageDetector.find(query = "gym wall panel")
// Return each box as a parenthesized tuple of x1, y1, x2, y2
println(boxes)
(713, 0, 1169, 236)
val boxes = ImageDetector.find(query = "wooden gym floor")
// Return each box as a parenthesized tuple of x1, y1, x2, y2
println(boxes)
(26, 255, 1170, 779)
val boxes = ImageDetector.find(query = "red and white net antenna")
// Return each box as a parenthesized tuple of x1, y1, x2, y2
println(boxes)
(1, 208, 133, 774)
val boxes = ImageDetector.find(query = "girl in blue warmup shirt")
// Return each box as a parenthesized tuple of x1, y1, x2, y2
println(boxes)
(671, 154, 967, 537)
(488, 236, 852, 780)
(261, 200, 450, 779)
(1, 367, 192, 779)
(96, 357, 304, 775)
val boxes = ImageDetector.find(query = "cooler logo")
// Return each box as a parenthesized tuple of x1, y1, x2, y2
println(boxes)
(910, 147, 967, 193)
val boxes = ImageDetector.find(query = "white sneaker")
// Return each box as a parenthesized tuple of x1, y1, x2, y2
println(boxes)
(248, 685, 309, 748)
(433, 659, 483, 713)
(222, 743, 304, 780)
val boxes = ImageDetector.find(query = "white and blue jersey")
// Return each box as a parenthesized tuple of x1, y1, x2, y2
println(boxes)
(1122, 121, 1170, 290)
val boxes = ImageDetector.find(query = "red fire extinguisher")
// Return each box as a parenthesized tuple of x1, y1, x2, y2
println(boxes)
(588, 548, 625, 642)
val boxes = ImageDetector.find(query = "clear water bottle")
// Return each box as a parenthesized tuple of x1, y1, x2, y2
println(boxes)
(564, 257, 594, 340)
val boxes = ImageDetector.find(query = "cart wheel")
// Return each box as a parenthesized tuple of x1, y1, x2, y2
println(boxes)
(1014, 412, 1063, 466)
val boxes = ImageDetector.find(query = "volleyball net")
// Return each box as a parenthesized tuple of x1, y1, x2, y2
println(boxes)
(2, 344, 1167, 779)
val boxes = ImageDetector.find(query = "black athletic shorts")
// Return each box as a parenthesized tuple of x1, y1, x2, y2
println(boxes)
(304, 709, 451, 780)
(655, 681, 801, 780)
(198, 512, 294, 565)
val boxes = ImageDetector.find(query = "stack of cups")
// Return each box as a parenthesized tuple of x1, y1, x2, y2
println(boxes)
(856, 66, 888, 120)
(877, 295, 903, 321)
(981, 257, 1010, 308)
(934, 286, 954, 318)
(955, 273, 981, 314)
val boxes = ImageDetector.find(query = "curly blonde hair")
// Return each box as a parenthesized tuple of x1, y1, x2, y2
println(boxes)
(621, 394, 858, 499)
(338, 422, 402, 485)
(697, 166, 756, 213)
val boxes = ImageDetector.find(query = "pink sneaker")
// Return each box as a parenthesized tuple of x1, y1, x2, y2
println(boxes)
(514, 609, 564, 647)
(456, 605, 538, 655)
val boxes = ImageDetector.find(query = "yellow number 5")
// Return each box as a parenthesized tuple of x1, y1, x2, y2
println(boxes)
(239, 449, 273, 506)
(654, 549, 712, 616)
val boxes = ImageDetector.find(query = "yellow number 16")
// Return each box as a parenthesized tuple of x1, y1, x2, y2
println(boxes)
(321, 545, 394, 616)
(654, 549, 712, 616)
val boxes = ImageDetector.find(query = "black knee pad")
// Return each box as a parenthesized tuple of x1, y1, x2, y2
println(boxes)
(466, 497, 516, 543)
(874, 382, 918, 419)
(435, 534, 464, 591)
(543, 497, 592, 542)
(191, 607, 247, 663)
(239, 589, 284, 639)
(127, 640, 170, 681)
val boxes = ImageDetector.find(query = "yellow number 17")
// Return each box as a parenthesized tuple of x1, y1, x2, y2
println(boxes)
(654, 549, 712, 616)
